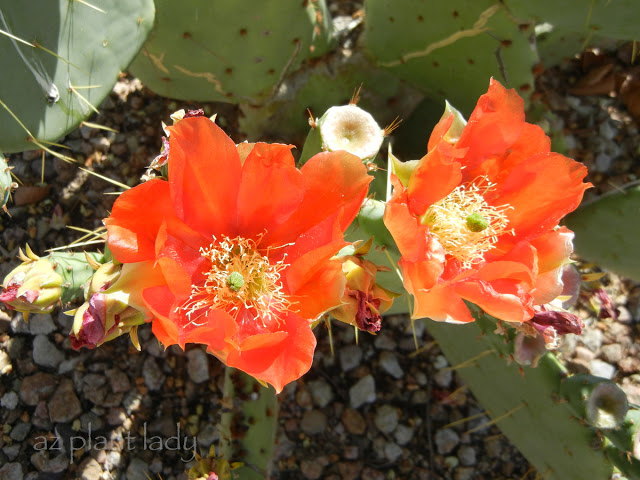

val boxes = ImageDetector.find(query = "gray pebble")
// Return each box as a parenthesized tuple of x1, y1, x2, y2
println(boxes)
(434, 368, 453, 388)
(1, 391, 19, 409)
(384, 442, 403, 462)
(458, 445, 476, 466)
(32, 335, 65, 369)
(454, 466, 475, 480)
(374, 405, 399, 434)
(340, 344, 363, 372)
(0, 463, 23, 480)
(28, 314, 57, 335)
(374, 334, 397, 350)
(600, 344, 623, 364)
(106, 368, 130, 393)
(580, 328, 603, 351)
(590, 359, 616, 379)
(197, 423, 218, 448)
(394, 424, 414, 445)
(308, 378, 334, 408)
(301, 410, 327, 435)
(349, 375, 376, 408)
(379, 351, 403, 379)
(3, 443, 21, 460)
(9, 421, 31, 441)
(186, 348, 210, 384)
(143, 357, 166, 391)
(125, 458, 150, 480)
(11, 314, 30, 334)
(435, 428, 460, 455)
(19, 372, 58, 405)
(58, 356, 84, 375)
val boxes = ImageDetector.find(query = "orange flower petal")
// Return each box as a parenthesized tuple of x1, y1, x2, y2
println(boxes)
(291, 259, 346, 320)
(407, 145, 462, 216)
(491, 152, 590, 246)
(456, 79, 525, 172)
(265, 150, 371, 246)
(225, 312, 316, 393)
(412, 282, 475, 323)
(236, 143, 304, 239)
(168, 117, 241, 237)
(105, 179, 173, 263)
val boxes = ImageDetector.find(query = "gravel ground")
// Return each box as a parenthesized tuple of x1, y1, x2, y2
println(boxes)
(1, 46, 639, 480)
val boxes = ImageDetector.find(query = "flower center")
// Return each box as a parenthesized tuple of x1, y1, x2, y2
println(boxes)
(183, 235, 289, 326)
(420, 178, 512, 268)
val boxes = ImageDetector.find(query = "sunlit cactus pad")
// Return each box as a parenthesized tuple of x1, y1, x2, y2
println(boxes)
(0, 0, 155, 153)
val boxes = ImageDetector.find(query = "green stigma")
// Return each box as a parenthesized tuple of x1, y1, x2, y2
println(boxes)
(466, 212, 489, 232)
(226, 271, 244, 291)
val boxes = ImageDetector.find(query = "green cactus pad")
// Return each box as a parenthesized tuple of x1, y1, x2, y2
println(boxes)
(47, 251, 104, 305)
(0, 0, 155, 153)
(364, 0, 538, 115)
(219, 367, 278, 480)
(425, 313, 613, 480)
(564, 186, 640, 282)
(129, 0, 328, 104)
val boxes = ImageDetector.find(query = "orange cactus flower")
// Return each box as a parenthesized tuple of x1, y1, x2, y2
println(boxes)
(384, 79, 590, 324)
(104, 116, 371, 392)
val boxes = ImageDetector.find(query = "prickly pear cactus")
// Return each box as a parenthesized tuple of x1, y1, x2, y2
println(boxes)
(564, 186, 640, 282)
(363, 0, 538, 114)
(218, 368, 278, 480)
(503, 0, 640, 66)
(48, 251, 104, 304)
(0, 0, 155, 153)
(129, 0, 331, 104)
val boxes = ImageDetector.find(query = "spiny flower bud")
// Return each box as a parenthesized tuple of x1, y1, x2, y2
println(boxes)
(0, 246, 63, 317)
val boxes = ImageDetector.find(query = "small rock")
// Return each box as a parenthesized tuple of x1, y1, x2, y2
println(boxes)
(435, 428, 460, 455)
(3, 443, 20, 460)
(374, 334, 396, 350)
(197, 423, 218, 448)
(600, 344, 623, 364)
(77, 457, 103, 480)
(126, 458, 150, 480)
(28, 314, 57, 335)
(186, 348, 210, 384)
(48, 379, 82, 423)
(342, 408, 367, 435)
(394, 424, 414, 445)
(580, 328, 603, 351)
(9, 421, 31, 441)
(104, 451, 121, 471)
(349, 375, 375, 408)
(338, 461, 362, 480)
(0, 463, 23, 480)
(300, 455, 328, 480)
(379, 351, 403, 379)
(19, 372, 58, 405)
(143, 357, 166, 391)
(301, 410, 327, 435)
(374, 405, 399, 434)
(106, 368, 130, 393)
(11, 314, 30, 334)
(1, 391, 19, 410)
(32, 335, 64, 369)
(106, 407, 127, 426)
(308, 378, 334, 408)
(454, 466, 475, 480)
(434, 368, 453, 388)
(340, 344, 363, 372)
(590, 359, 616, 379)
(384, 442, 403, 462)
(458, 445, 476, 466)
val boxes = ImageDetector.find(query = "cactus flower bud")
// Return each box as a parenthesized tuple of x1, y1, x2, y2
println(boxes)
(0, 247, 63, 316)
(69, 262, 161, 350)
(331, 240, 397, 333)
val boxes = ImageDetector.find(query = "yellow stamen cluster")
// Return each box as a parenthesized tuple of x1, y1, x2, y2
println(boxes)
(421, 178, 512, 268)
(183, 235, 289, 327)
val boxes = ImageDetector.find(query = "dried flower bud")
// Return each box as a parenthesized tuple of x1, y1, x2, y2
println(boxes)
(331, 240, 397, 333)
